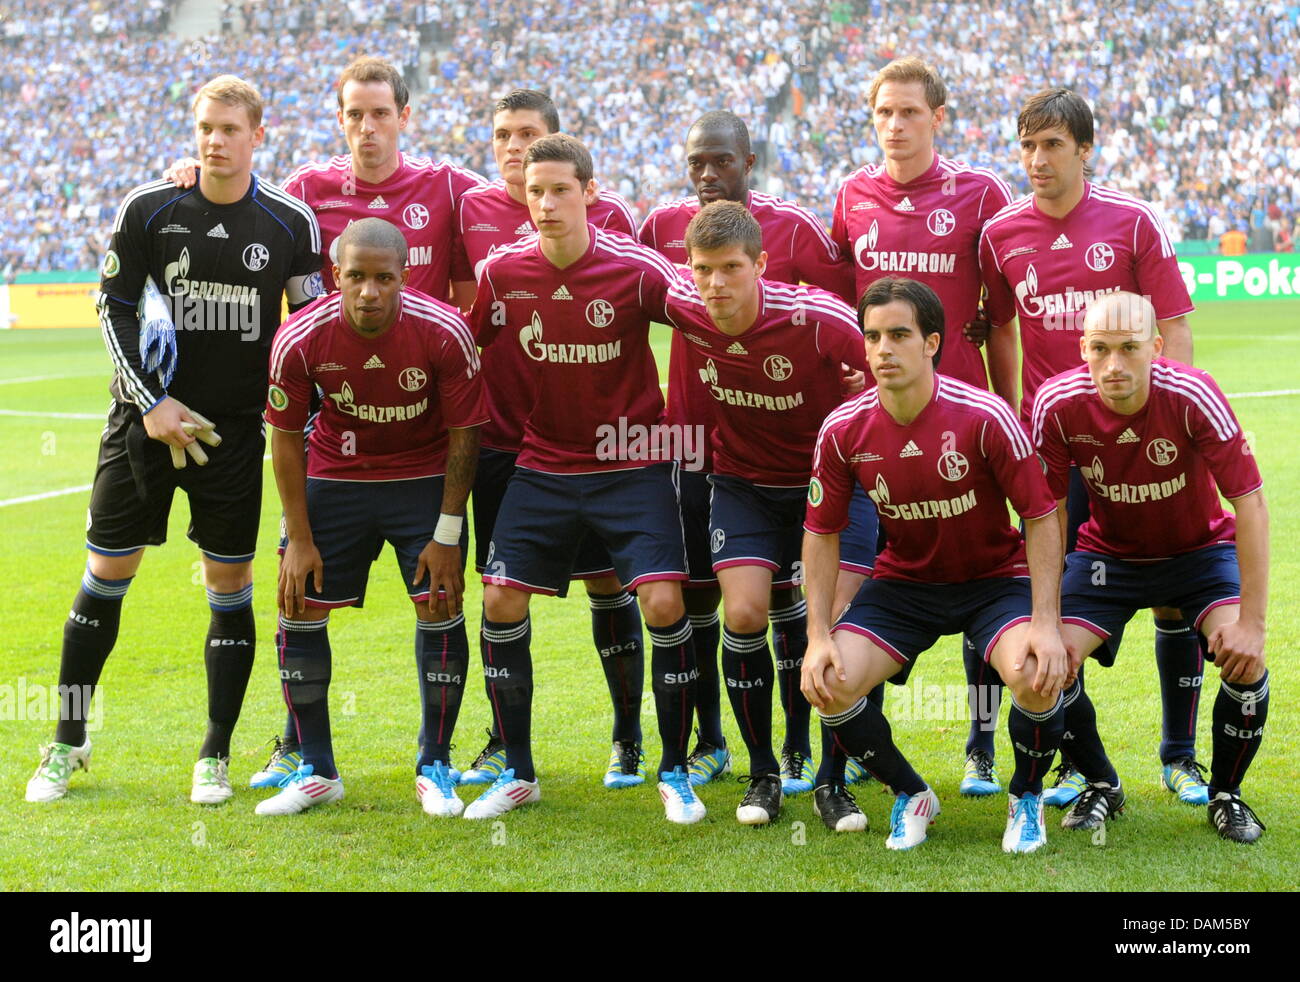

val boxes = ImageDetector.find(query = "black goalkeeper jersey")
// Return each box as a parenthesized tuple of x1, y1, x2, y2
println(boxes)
(97, 175, 322, 418)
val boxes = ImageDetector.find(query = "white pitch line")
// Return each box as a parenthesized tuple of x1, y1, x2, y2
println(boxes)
(0, 409, 102, 420)
(0, 373, 100, 386)
(0, 484, 93, 508)
(1225, 388, 1300, 399)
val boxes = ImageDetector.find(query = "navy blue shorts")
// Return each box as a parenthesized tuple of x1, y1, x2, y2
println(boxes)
(708, 474, 804, 588)
(1061, 544, 1240, 666)
(86, 402, 265, 563)
(678, 467, 718, 587)
(471, 447, 616, 586)
(833, 576, 1032, 684)
(484, 463, 687, 595)
(839, 484, 881, 575)
(295, 477, 468, 609)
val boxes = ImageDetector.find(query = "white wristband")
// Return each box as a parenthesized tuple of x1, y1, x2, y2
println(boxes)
(433, 513, 464, 546)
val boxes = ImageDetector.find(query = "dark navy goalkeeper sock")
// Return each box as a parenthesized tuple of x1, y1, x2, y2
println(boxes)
(721, 626, 777, 775)
(648, 615, 697, 773)
(1007, 695, 1064, 796)
(688, 611, 725, 747)
(1059, 675, 1118, 785)
(1155, 616, 1203, 763)
(54, 569, 132, 746)
(589, 591, 644, 743)
(771, 599, 811, 757)
(819, 697, 925, 796)
(277, 615, 336, 780)
(480, 616, 534, 783)
(199, 584, 256, 760)
(1209, 670, 1269, 797)
(416, 613, 469, 770)
(814, 720, 847, 785)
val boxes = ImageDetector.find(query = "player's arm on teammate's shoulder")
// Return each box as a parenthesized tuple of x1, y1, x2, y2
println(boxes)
(163, 155, 200, 188)
(1209, 489, 1269, 683)
(269, 423, 322, 615)
(1155, 314, 1192, 366)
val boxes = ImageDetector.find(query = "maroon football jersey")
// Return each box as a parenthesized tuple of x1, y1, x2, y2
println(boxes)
(1033, 359, 1261, 560)
(267, 289, 488, 480)
(980, 182, 1194, 419)
(470, 226, 680, 474)
(640, 190, 854, 472)
(282, 152, 486, 299)
(806, 375, 1056, 583)
(664, 278, 866, 485)
(832, 153, 1013, 390)
(451, 180, 636, 453)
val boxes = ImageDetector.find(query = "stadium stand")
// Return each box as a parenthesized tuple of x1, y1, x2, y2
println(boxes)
(1, 0, 1297, 272)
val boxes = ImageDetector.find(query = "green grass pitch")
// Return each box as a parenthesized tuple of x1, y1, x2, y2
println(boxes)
(0, 302, 1296, 891)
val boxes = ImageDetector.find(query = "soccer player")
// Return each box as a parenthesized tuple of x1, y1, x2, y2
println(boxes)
(170, 57, 487, 788)
(640, 110, 855, 795)
(448, 89, 648, 791)
(831, 56, 1016, 798)
(25, 75, 322, 804)
(467, 134, 703, 823)
(168, 56, 484, 303)
(1033, 292, 1270, 843)
(801, 277, 1069, 854)
(980, 88, 1205, 808)
(665, 201, 867, 827)
(259, 218, 486, 816)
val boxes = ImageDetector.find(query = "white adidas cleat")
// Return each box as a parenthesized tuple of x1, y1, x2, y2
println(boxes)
(254, 763, 343, 815)
(885, 787, 940, 850)
(26, 738, 93, 802)
(416, 762, 464, 817)
(463, 768, 540, 819)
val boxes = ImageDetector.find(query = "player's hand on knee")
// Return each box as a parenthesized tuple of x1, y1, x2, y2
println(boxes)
(1026, 623, 1068, 699)
(801, 636, 843, 710)
(164, 156, 200, 188)
(1209, 620, 1266, 685)
(279, 539, 323, 616)
(1063, 632, 1086, 688)
(416, 542, 464, 619)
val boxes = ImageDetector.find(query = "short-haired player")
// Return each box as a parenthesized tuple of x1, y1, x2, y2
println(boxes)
(666, 201, 868, 828)
(1033, 292, 1270, 843)
(258, 218, 486, 816)
(467, 135, 705, 823)
(980, 87, 1206, 808)
(801, 278, 1069, 853)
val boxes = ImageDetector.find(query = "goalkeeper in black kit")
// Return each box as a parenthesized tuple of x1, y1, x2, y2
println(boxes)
(25, 75, 322, 806)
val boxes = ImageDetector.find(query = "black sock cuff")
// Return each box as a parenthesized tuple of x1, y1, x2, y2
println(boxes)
(588, 591, 636, 611)
(1221, 670, 1269, 702)
(1011, 694, 1064, 722)
(818, 696, 868, 727)
(648, 615, 692, 647)
(482, 616, 529, 643)
(721, 626, 768, 651)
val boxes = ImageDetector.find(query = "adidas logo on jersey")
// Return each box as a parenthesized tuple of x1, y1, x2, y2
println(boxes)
(1051, 234, 1073, 250)
(207, 223, 228, 239)
(363, 354, 385, 369)
(895, 197, 915, 212)
(1117, 428, 1139, 444)
(551, 285, 572, 300)
(726, 341, 748, 355)
(899, 440, 923, 458)
(369, 195, 388, 210)
(515, 222, 533, 235)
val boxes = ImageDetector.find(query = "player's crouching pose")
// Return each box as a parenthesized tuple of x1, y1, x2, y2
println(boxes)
(259, 218, 486, 816)
(25, 75, 322, 806)
(469, 134, 703, 824)
(801, 278, 1070, 853)
(1034, 292, 1271, 843)
(664, 201, 867, 828)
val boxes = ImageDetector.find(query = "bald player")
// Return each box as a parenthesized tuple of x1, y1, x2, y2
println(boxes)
(1033, 292, 1269, 843)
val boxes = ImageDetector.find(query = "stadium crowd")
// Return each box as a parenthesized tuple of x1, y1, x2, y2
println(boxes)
(2, 0, 1298, 271)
